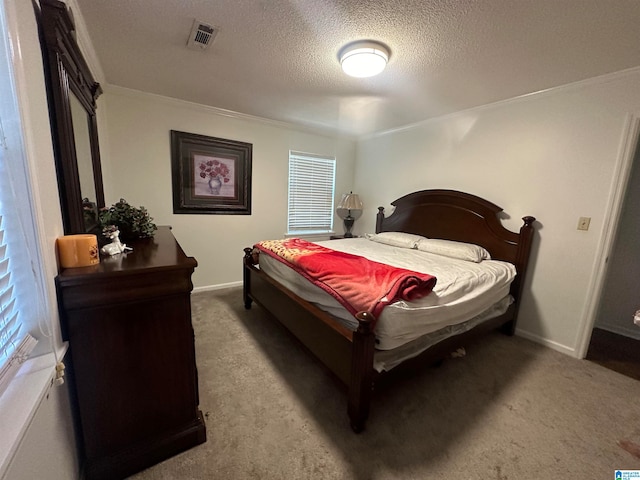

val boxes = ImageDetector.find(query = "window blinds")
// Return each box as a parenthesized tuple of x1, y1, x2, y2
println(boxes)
(0, 48, 40, 397)
(287, 151, 336, 234)
(0, 214, 37, 397)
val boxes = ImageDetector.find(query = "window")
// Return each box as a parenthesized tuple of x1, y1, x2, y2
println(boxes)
(0, 0, 45, 397)
(1, 1, 65, 475)
(287, 151, 336, 234)
(0, 213, 38, 397)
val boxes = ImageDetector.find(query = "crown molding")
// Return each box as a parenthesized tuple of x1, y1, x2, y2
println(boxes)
(363, 65, 640, 141)
(63, 0, 105, 83)
(103, 84, 357, 141)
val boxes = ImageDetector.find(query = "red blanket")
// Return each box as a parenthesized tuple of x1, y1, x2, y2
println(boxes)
(255, 238, 437, 321)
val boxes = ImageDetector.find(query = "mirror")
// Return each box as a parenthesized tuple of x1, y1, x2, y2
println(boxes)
(69, 92, 100, 232)
(40, 0, 105, 234)
(70, 93, 96, 204)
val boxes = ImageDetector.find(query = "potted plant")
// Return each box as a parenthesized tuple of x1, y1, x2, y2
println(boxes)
(98, 198, 157, 243)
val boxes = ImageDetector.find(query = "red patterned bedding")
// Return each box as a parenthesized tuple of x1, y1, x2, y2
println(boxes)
(254, 238, 437, 322)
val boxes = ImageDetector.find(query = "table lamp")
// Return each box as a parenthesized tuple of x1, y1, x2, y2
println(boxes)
(336, 192, 363, 238)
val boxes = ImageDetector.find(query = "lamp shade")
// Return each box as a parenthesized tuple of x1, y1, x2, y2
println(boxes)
(339, 41, 389, 78)
(336, 193, 363, 219)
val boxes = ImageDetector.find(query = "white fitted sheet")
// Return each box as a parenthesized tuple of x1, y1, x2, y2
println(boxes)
(258, 237, 516, 351)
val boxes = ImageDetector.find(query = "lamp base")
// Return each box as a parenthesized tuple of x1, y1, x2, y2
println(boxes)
(343, 216, 354, 237)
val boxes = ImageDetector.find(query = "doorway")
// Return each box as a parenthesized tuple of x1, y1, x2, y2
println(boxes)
(586, 121, 640, 380)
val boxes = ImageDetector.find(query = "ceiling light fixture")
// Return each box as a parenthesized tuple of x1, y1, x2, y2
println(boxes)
(339, 40, 390, 78)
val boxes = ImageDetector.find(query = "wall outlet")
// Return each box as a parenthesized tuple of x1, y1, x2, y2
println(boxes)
(577, 217, 591, 231)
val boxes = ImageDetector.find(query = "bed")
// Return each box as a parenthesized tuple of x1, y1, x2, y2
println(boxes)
(243, 189, 535, 432)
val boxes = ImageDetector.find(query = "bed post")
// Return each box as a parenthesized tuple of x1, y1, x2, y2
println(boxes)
(348, 311, 375, 433)
(502, 216, 536, 335)
(243, 247, 254, 309)
(375, 207, 385, 233)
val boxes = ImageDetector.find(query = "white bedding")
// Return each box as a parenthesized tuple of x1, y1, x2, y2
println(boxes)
(258, 237, 516, 352)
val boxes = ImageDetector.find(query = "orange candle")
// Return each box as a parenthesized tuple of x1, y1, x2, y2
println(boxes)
(57, 234, 99, 268)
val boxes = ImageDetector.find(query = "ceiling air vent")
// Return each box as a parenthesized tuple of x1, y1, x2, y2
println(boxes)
(187, 20, 218, 50)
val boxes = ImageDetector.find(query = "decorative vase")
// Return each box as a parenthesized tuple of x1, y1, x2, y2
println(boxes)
(208, 176, 222, 195)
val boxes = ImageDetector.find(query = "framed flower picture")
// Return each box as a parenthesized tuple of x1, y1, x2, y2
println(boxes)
(170, 130, 252, 214)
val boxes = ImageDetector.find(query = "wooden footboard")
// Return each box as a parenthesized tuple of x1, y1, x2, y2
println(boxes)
(243, 248, 375, 432)
(242, 189, 536, 432)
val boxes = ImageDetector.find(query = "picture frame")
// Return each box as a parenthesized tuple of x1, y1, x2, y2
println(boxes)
(170, 130, 252, 215)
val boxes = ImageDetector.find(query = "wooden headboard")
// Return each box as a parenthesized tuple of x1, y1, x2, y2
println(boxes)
(376, 190, 536, 301)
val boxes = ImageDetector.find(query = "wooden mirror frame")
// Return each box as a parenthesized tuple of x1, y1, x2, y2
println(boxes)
(40, 0, 105, 234)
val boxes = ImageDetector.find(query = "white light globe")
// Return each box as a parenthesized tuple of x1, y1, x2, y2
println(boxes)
(340, 41, 389, 78)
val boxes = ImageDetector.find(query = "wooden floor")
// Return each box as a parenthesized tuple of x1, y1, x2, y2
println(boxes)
(586, 327, 640, 381)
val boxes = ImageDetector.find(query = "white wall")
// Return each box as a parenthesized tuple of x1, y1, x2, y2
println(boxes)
(4, 379, 79, 480)
(355, 69, 640, 356)
(100, 87, 357, 289)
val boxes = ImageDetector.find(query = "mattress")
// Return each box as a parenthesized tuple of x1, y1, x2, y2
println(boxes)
(258, 237, 516, 352)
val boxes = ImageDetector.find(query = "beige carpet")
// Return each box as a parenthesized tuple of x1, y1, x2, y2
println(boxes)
(130, 288, 640, 479)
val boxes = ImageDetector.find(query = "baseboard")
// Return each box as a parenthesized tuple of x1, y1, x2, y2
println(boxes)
(515, 328, 577, 358)
(193, 281, 242, 294)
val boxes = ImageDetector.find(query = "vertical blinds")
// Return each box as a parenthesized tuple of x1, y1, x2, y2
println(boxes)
(287, 151, 336, 234)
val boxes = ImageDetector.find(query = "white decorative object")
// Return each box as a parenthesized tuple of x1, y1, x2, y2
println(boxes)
(100, 229, 132, 256)
(634, 309, 640, 327)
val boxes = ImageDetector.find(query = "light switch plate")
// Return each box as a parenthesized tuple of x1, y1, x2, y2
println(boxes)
(577, 217, 591, 231)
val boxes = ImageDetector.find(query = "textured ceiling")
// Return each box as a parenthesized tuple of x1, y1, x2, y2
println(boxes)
(73, 0, 640, 137)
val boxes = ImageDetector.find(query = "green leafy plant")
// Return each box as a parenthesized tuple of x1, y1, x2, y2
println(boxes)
(99, 198, 157, 240)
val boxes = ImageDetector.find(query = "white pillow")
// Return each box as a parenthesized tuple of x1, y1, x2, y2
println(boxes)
(416, 238, 491, 262)
(365, 232, 425, 249)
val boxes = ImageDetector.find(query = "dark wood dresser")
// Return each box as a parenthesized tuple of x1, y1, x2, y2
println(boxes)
(55, 226, 206, 480)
